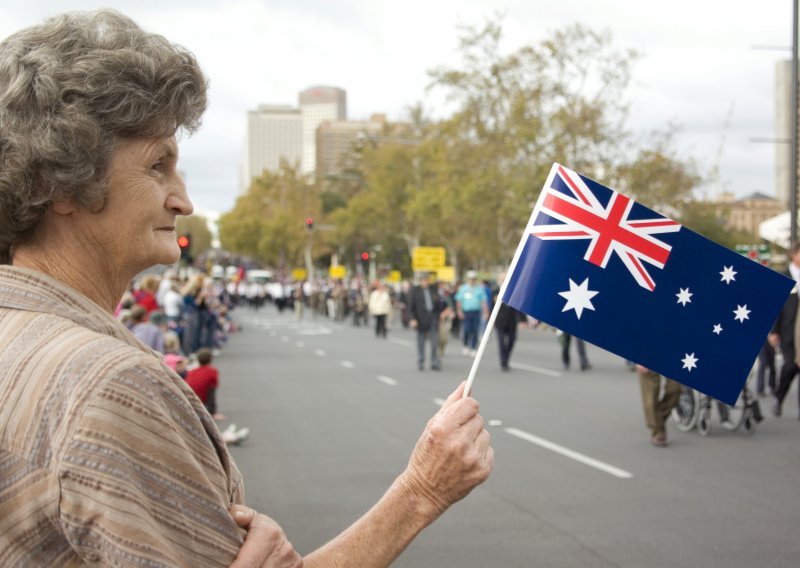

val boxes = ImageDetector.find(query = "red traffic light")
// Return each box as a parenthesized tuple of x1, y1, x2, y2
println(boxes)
(361, 251, 370, 261)
(177, 235, 190, 248)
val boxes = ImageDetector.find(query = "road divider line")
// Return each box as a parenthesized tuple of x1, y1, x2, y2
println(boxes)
(314, 349, 326, 357)
(341, 360, 355, 368)
(377, 375, 397, 386)
(505, 427, 633, 479)
(509, 362, 562, 377)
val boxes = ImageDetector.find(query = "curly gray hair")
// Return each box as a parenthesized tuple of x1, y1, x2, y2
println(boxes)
(0, 9, 208, 264)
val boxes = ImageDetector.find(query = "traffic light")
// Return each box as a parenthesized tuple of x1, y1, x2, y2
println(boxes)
(305, 217, 314, 231)
(178, 233, 192, 263)
(360, 251, 370, 261)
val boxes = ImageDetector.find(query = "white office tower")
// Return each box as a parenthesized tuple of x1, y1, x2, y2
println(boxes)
(299, 86, 346, 176)
(241, 104, 302, 192)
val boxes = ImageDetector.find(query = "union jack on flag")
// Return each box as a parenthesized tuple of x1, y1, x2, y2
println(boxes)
(531, 165, 681, 291)
(500, 163, 793, 404)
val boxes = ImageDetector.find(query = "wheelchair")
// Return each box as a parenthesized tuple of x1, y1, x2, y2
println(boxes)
(671, 371, 762, 436)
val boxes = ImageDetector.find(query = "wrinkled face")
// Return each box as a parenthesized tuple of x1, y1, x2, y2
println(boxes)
(81, 136, 193, 274)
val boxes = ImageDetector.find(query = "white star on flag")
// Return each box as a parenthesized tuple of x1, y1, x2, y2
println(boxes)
(733, 304, 750, 323)
(682, 353, 699, 371)
(713, 324, 723, 335)
(720, 266, 737, 284)
(558, 277, 598, 319)
(676, 287, 692, 306)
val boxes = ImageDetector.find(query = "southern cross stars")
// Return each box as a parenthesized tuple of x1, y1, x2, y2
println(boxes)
(558, 277, 598, 319)
(720, 265, 737, 284)
(676, 287, 692, 306)
(713, 324, 723, 335)
(682, 353, 699, 371)
(733, 304, 751, 323)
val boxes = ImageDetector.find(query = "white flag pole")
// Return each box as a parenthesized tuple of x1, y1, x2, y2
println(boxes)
(461, 248, 523, 398)
(462, 163, 562, 398)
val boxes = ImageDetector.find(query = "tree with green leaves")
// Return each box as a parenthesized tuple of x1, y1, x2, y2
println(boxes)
(218, 163, 321, 270)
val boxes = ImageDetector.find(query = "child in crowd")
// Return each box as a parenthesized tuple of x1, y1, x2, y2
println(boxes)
(164, 353, 188, 379)
(185, 348, 249, 445)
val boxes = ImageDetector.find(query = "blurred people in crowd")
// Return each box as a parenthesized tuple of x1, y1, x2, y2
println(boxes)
(409, 273, 442, 371)
(770, 242, 800, 418)
(437, 282, 455, 360)
(186, 348, 223, 419)
(637, 365, 681, 447)
(456, 270, 489, 356)
(368, 280, 392, 338)
(130, 305, 165, 353)
(756, 339, 776, 397)
(133, 274, 161, 314)
(492, 272, 528, 371)
(560, 331, 591, 371)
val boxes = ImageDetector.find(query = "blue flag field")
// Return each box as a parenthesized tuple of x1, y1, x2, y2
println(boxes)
(501, 163, 794, 405)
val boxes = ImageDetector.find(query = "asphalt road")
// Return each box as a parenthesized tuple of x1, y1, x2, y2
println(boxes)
(216, 306, 800, 568)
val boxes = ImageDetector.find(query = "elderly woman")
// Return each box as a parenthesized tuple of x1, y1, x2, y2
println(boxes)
(0, 9, 493, 568)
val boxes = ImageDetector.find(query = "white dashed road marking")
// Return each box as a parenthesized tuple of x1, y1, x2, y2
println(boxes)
(341, 360, 355, 368)
(377, 375, 397, 386)
(315, 349, 326, 357)
(509, 362, 562, 377)
(505, 427, 633, 479)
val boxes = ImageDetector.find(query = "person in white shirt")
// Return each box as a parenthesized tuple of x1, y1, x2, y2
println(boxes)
(368, 281, 393, 338)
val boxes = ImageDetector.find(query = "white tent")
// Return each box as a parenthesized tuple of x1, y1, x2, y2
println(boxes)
(759, 211, 792, 249)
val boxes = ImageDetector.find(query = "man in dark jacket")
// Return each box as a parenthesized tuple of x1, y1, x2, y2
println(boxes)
(769, 243, 800, 417)
(409, 273, 442, 371)
(492, 272, 527, 371)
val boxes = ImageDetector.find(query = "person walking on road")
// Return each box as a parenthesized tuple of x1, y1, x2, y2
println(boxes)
(456, 270, 489, 356)
(559, 331, 591, 370)
(770, 243, 800, 418)
(409, 273, 442, 370)
(492, 272, 527, 371)
(637, 365, 681, 447)
(368, 280, 392, 338)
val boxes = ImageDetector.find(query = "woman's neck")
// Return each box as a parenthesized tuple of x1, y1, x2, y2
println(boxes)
(12, 243, 129, 313)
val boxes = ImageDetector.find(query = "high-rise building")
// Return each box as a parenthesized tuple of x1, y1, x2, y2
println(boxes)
(299, 86, 346, 176)
(241, 104, 302, 192)
(316, 114, 388, 187)
(775, 60, 793, 208)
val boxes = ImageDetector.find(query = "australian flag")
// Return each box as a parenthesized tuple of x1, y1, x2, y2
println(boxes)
(502, 163, 794, 405)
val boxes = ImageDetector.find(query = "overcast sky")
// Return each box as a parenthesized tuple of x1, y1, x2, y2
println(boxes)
(0, 0, 793, 218)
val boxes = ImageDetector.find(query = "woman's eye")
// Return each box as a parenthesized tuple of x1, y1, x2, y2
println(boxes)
(152, 161, 165, 172)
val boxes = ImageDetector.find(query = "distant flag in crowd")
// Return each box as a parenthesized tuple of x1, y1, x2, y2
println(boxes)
(500, 163, 794, 405)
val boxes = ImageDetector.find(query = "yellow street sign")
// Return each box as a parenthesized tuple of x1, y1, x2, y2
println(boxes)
(292, 268, 307, 281)
(387, 270, 402, 283)
(412, 246, 446, 271)
(329, 265, 346, 279)
(436, 266, 455, 283)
